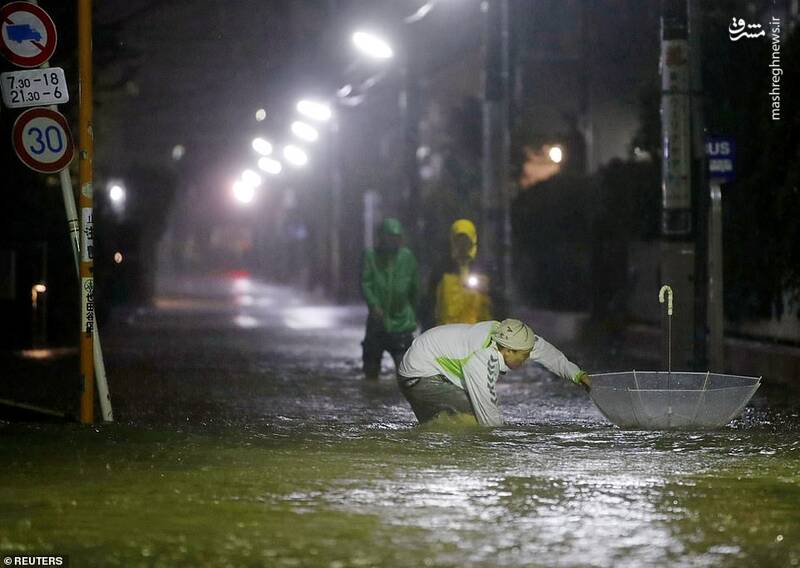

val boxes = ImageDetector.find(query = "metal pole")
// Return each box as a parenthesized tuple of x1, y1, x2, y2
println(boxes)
(78, 0, 95, 424)
(329, 116, 342, 301)
(28, 0, 110, 421)
(29, 0, 113, 422)
(499, 0, 512, 307)
(403, 59, 422, 252)
(482, 0, 511, 313)
(327, 0, 341, 301)
(57, 168, 112, 421)
(689, 0, 708, 369)
(708, 182, 724, 370)
(659, 0, 695, 371)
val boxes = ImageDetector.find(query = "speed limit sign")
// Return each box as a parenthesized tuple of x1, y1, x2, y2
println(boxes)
(12, 107, 74, 173)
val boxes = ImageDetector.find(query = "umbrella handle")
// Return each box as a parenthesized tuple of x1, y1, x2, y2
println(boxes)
(659, 285, 673, 374)
(658, 285, 673, 315)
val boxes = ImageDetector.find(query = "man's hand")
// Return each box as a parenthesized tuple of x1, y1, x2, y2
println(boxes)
(575, 370, 591, 392)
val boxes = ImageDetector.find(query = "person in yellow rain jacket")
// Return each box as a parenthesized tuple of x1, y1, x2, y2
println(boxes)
(433, 219, 493, 325)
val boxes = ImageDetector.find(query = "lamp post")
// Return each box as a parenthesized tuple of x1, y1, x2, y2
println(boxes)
(296, 98, 341, 299)
(482, 0, 512, 313)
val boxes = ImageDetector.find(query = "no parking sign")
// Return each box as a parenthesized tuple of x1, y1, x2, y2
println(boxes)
(0, 1, 58, 68)
(12, 107, 74, 173)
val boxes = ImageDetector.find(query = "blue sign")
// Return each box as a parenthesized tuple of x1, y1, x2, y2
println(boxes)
(705, 136, 736, 183)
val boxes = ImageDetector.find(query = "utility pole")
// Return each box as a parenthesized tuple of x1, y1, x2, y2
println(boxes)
(327, 0, 342, 301)
(482, 0, 512, 313)
(329, 115, 342, 300)
(660, 0, 700, 371)
(402, 57, 422, 253)
(78, 0, 95, 423)
(689, 0, 709, 370)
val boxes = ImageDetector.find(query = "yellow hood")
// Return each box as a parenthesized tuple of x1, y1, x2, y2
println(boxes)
(450, 219, 477, 261)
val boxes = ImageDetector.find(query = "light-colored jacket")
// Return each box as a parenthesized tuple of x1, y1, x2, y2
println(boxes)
(398, 321, 582, 426)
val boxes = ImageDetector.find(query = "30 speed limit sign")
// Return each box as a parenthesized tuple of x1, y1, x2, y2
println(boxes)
(12, 107, 75, 173)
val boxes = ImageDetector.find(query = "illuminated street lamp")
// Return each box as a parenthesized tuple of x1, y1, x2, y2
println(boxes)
(548, 145, 564, 164)
(252, 137, 273, 156)
(291, 121, 319, 142)
(108, 182, 127, 215)
(296, 100, 332, 122)
(109, 184, 125, 204)
(171, 144, 185, 161)
(283, 145, 309, 167)
(352, 30, 393, 60)
(258, 157, 282, 175)
(255, 108, 267, 122)
(241, 169, 262, 188)
(232, 180, 256, 205)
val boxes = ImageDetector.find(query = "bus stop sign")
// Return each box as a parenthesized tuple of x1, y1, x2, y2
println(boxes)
(706, 136, 736, 184)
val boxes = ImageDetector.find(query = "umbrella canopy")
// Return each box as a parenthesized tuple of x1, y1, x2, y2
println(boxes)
(589, 371, 761, 430)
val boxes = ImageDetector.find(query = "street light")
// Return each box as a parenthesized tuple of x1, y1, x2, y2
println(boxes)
(297, 100, 332, 122)
(352, 31, 394, 60)
(258, 157, 282, 175)
(108, 182, 126, 215)
(283, 145, 309, 167)
(290, 121, 319, 142)
(109, 184, 125, 204)
(232, 180, 256, 205)
(255, 108, 266, 122)
(241, 169, 262, 188)
(171, 144, 185, 161)
(252, 137, 273, 156)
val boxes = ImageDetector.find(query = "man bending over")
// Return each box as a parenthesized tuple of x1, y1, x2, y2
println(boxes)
(397, 319, 590, 426)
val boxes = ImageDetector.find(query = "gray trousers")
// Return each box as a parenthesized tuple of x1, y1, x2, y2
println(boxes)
(398, 375, 474, 423)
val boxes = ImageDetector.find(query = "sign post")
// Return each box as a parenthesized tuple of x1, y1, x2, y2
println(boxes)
(705, 136, 735, 372)
(2, 0, 111, 423)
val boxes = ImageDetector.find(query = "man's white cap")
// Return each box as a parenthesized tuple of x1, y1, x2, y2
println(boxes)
(492, 319, 535, 351)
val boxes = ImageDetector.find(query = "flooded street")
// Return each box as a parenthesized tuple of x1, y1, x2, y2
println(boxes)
(2, 276, 799, 567)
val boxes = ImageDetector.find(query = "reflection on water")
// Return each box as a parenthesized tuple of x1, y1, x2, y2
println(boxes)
(1, 278, 799, 566)
(2, 414, 798, 567)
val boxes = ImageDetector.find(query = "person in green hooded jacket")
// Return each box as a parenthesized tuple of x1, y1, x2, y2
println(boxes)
(361, 218, 420, 380)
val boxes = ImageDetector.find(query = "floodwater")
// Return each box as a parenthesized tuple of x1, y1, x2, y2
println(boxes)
(1, 277, 799, 567)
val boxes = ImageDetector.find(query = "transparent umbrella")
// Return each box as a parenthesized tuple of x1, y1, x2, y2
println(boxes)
(589, 371, 761, 429)
(588, 285, 761, 430)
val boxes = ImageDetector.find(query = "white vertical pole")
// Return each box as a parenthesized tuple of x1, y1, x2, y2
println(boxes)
(708, 182, 724, 371)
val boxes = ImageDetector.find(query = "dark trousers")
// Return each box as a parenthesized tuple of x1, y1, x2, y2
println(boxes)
(398, 375, 474, 423)
(362, 317, 414, 378)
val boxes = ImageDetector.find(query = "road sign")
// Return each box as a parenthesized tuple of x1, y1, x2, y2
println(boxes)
(12, 107, 74, 173)
(1, 67, 68, 108)
(706, 136, 736, 183)
(0, 2, 58, 68)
